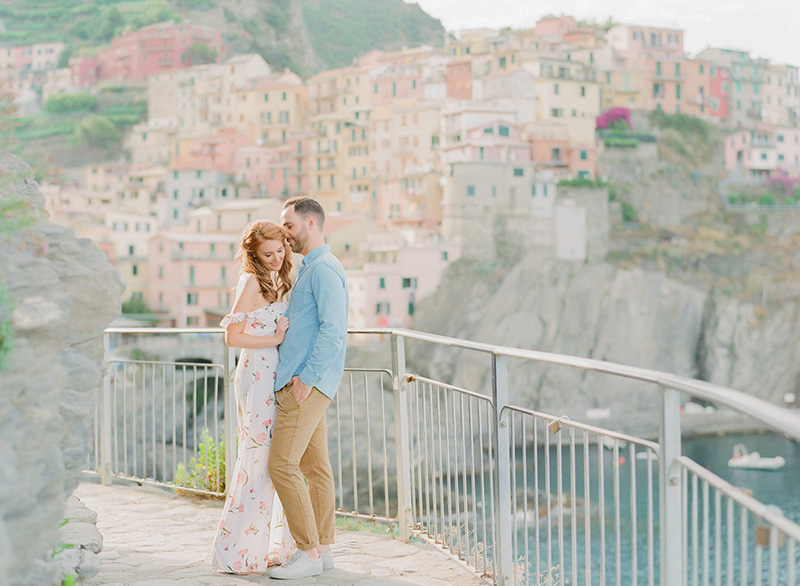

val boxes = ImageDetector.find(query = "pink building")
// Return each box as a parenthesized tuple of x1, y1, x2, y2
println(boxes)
(69, 57, 101, 89)
(348, 232, 460, 329)
(643, 56, 710, 117)
(606, 24, 685, 64)
(180, 128, 253, 172)
(724, 127, 777, 177)
(446, 61, 473, 99)
(0, 42, 64, 72)
(232, 145, 289, 198)
(442, 120, 532, 165)
(775, 128, 800, 173)
(73, 21, 223, 85)
(529, 135, 596, 180)
(709, 66, 731, 123)
(373, 64, 424, 105)
(148, 231, 240, 326)
(534, 16, 578, 39)
(0, 42, 65, 96)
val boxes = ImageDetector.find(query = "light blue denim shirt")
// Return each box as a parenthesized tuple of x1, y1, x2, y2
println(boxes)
(275, 244, 348, 399)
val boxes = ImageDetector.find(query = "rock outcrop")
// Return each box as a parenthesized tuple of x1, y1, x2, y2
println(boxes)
(411, 252, 800, 435)
(0, 155, 123, 586)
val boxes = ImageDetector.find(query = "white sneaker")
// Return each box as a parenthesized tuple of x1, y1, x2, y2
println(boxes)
(320, 550, 334, 570)
(269, 550, 323, 580)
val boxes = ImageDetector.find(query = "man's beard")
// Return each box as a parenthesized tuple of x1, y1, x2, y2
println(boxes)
(289, 228, 308, 253)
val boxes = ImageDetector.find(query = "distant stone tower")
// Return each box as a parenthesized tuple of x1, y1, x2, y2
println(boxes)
(441, 160, 609, 261)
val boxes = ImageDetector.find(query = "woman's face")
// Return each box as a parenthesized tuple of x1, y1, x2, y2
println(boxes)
(256, 238, 285, 272)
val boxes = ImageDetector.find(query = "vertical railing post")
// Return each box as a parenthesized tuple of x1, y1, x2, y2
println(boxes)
(492, 353, 513, 586)
(391, 333, 413, 541)
(223, 339, 236, 495)
(99, 331, 113, 485)
(659, 385, 684, 585)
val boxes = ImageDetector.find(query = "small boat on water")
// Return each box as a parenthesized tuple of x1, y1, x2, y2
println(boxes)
(727, 443, 786, 471)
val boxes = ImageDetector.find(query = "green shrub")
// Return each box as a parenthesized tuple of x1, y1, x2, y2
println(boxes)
(650, 109, 710, 140)
(758, 192, 776, 206)
(557, 177, 606, 188)
(603, 136, 638, 148)
(621, 201, 638, 223)
(74, 114, 120, 148)
(44, 92, 97, 114)
(174, 429, 226, 494)
(121, 294, 151, 314)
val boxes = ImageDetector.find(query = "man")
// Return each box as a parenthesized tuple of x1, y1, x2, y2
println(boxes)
(268, 196, 348, 580)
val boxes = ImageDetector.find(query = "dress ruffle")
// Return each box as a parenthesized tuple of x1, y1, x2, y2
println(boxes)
(220, 312, 248, 327)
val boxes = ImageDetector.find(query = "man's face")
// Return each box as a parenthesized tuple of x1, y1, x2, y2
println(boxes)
(281, 206, 309, 254)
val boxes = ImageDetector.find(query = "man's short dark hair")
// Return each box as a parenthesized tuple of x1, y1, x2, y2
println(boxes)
(284, 196, 325, 229)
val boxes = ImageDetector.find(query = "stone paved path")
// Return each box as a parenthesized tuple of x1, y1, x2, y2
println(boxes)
(75, 482, 489, 586)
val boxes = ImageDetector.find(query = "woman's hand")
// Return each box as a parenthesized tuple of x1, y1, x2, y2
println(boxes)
(275, 316, 289, 343)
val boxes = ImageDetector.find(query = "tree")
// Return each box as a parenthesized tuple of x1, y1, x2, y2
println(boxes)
(140, 0, 177, 26)
(74, 115, 120, 149)
(186, 42, 218, 65)
(57, 46, 73, 69)
(122, 294, 152, 314)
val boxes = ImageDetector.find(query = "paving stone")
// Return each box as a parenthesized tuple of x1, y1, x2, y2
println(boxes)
(75, 482, 486, 586)
(360, 540, 421, 558)
(370, 567, 394, 577)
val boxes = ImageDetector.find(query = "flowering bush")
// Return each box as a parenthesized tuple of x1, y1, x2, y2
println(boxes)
(596, 107, 632, 130)
(767, 172, 800, 196)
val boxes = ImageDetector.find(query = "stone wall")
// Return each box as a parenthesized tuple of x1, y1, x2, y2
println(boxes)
(0, 155, 123, 586)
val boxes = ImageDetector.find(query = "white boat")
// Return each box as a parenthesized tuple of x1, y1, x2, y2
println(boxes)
(727, 444, 786, 471)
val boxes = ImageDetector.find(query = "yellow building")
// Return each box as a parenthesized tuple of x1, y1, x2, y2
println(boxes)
(231, 70, 309, 146)
(600, 69, 646, 110)
(342, 108, 372, 214)
(308, 114, 347, 212)
(522, 57, 601, 145)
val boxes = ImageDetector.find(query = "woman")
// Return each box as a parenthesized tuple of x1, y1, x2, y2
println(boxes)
(211, 220, 296, 574)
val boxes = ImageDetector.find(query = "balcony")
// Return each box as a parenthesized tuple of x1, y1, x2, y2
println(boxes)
(90, 327, 800, 586)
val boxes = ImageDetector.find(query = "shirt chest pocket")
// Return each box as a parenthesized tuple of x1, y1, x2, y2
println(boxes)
(289, 287, 314, 316)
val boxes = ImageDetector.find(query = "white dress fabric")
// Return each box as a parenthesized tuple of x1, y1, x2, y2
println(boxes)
(210, 300, 296, 573)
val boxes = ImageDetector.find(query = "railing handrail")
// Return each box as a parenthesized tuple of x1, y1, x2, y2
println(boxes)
(503, 404, 661, 453)
(677, 455, 800, 542)
(106, 327, 223, 334)
(352, 328, 800, 441)
(104, 325, 800, 439)
(98, 325, 800, 584)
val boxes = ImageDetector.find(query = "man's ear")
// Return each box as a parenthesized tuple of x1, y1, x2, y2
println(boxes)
(306, 214, 317, 231)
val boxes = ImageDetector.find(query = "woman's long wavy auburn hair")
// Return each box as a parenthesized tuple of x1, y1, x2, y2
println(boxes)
(234, 220, 292, 303)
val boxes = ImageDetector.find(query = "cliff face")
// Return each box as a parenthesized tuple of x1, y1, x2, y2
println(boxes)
(0, 155, 123, 585)
(410, 252, 799, 434)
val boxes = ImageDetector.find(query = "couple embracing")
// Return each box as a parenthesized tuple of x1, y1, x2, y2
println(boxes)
(211, 197, 348, 580)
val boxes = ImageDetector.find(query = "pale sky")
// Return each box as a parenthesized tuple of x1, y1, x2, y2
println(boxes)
(410, 0, 800, 67)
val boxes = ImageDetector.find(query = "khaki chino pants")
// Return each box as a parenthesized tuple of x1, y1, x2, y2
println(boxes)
(268, 384, 335, 551)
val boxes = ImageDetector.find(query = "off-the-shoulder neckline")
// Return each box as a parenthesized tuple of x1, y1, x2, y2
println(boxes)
(250, 300, 287, 313)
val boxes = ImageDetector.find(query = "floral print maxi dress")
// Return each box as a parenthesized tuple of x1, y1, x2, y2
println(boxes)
(211, 301, 295, 573)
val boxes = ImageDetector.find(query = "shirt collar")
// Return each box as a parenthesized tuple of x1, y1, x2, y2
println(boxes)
(300, 244, 329, 267)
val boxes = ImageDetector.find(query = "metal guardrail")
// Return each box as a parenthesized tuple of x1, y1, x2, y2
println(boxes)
(90, 326, 800, 586)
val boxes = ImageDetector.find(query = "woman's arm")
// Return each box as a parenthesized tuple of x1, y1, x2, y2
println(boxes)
(223, 274, 289, 349)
